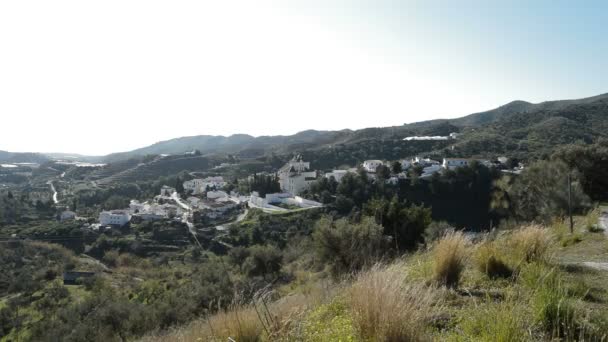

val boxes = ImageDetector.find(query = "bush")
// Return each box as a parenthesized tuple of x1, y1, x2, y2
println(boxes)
(350, 264, 440, 341)
(474, 240, 512, 279)
(243, 245, 283, 279)
(432, 231, 469, 288)
(509, 225, 551, 265)
(313, 216, 387, 276)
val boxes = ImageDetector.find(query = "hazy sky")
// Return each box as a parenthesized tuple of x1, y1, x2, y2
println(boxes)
(1, 1, 607, 155)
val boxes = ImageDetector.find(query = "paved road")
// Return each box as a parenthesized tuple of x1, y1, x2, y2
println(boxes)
(47, 180, 59, 204)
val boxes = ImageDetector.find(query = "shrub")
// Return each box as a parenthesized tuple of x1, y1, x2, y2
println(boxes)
(350, 264, 440, 341)
(432, 231, 469, 288)
(509, 225, 551, 264)
(474, 241, 512, 279)
(313, 216, 387, 276)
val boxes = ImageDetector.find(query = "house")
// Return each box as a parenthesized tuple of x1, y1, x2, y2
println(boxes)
(183, 176, 227, 194)
(362, 160, 383, 173)
(160, 185, 176, 197)
(401, 159, 412, 170)
(99, 210, 131, 226)
(413, 157, 441, 166)
(449, 132, 460, 139)
(442, 158, 471, 170)
(324, 170, 349, 183)
(60, 210, 76, 221)
(63, 271, 95, 285)
(278, 155, 317, 195)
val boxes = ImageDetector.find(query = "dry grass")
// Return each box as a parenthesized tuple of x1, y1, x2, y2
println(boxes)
(432, 231, 469, 288)
(508, 224, 552, 265)
(349, 263, 442, 341)
(474, 240, 513, 279)
(139, 288, 330, 342)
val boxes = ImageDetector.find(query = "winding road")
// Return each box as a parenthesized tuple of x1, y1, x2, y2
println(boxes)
(47, 180, 59, 204)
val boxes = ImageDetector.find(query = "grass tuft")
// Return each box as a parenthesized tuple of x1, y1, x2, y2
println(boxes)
(509, 224, 551, 265)
(432, 231, 469, 288)
(350, 263, 441, 341)
(474, 240, 513, 279)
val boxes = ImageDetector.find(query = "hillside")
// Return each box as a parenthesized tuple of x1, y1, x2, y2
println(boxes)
(102, 92, 608, 163)
(0, 150, 50, 164)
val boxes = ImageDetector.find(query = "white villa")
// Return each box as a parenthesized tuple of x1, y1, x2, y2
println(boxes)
(362, 160, 383, 173)
(183, 176, 227, 194)
(278, 155, 317, 195)
(99, 210, 131, 226)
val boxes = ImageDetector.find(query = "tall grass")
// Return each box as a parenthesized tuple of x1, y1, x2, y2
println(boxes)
(349, 263, 441, 341)
(474, 240, 512, 279)
(508, 224, 551, 265)
(459, 299, 529, 342)
(432, 231, 469, 288)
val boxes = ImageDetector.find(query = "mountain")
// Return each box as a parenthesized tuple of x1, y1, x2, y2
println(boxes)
(101, 92, 608, 163)
(451, 92, 608, 127)
(0, 150, 50, 164)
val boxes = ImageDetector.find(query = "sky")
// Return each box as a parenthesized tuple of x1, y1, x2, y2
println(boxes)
(1, 0, 607, 155)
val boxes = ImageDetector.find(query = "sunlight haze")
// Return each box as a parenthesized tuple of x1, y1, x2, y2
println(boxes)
(1, 0, 607, 155)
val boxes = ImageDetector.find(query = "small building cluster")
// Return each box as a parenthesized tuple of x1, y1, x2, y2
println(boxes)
(278, 155, 317, 195)
(183, 176, 227, 195)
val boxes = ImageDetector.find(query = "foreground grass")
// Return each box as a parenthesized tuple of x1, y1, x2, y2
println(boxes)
(141, 213, 608, 341)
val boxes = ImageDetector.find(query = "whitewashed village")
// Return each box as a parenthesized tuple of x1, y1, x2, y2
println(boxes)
(82, 147, 522, 236)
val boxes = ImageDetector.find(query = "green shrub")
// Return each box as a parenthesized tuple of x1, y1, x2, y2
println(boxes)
(313, 216, 387, 276)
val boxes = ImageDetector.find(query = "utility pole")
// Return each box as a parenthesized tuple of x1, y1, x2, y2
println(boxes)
(568, 172, 574, 234)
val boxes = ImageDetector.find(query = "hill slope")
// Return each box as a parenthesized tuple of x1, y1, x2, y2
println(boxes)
(98, 92, 607, 163)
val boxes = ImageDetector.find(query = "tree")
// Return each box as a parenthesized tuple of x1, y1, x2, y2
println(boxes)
(553, 140, 608, 201)
(499, 160, 590, 222)
(391, 161, 403, 175)
(363, 196, 432, 252)
(376, 164, 391, 180)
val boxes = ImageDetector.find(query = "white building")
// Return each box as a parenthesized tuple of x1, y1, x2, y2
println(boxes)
(183, 176, 227, 194)
(401, 160, 412, 170)
(442, 158, 472, 170)
(160, 185, 176, 197)
(362, 160, 383, 173)
(324, 170, 349, 183)
(99, 210, 131, 226)
(414, 157, 441, 166)
(278, 155, 317, 195)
